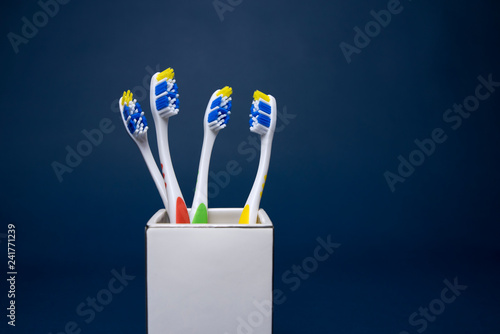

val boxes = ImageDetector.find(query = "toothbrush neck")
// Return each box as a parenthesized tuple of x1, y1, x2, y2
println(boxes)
(197, 131, 216, 183)
(257, 134, 272, 174)
(156, 117, 171, 165)
(247, 133, 273, 204)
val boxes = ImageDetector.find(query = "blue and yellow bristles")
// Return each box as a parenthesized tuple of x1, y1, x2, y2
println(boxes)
(121, 90, 148, 136)
(249, 90, 272, 136)
(207, 86, 232, 131)
(154, 68, 179, 119)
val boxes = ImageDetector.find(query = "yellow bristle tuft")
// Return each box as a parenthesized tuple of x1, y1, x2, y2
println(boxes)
(122, 90, 133, 106)
(157, 68, 174, 81)
(217, 86, 233, 97)
(254, 90, 270, 102)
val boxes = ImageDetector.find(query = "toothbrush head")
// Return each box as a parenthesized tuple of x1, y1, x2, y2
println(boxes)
(120, 90, 149, 140)
(249, 90, 276, 136)
(207, 86, 232, 132)
(153, 68, 179, 119)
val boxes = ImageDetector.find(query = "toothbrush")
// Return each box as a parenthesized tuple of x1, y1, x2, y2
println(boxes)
(119, 90, 169, 209)
(239, 90, 277, 225)
(190, 86, 233, 224)
(150, 68, 190, 224)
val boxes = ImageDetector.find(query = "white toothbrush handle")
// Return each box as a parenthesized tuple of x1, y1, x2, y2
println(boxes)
(190, 131, 216, 221)
(137, 139, 169, 209)
(118, 95, 168, 209)
(245, 133, 273, 225)
(149, 72, 189, 224)
(156, 118, 188, 223)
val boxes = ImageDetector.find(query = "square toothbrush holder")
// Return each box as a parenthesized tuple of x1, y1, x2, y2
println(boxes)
(146, 208, 274, 334)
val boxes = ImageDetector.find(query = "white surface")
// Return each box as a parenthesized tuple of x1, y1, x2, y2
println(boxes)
(146, 208, 274, 334)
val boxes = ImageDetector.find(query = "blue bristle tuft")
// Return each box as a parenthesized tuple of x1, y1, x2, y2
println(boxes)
(127, 115, 139, 133)
(127, 121, 136, 134)
(257, 114, 271, 127)
(123, 105, 131, 120)
(259, 101, 271, 114)
(156, 96, 168, 111)
(135, 102, 142, 112)
(211, 96, 222, 109)
(130, 113, 141, 121)
(208, 110, 219, 123)
(155, 81, 168, 96)
(126, 112, 147, 134)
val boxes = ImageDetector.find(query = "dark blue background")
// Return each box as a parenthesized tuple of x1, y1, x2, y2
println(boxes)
(1, 0, 499, 332)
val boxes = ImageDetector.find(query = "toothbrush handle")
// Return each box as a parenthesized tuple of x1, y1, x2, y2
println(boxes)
(241, 135, 273, 225)
(137, 140, 169, 209)
(191, 133, 216, 223)
(156, 118, 190, 224)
